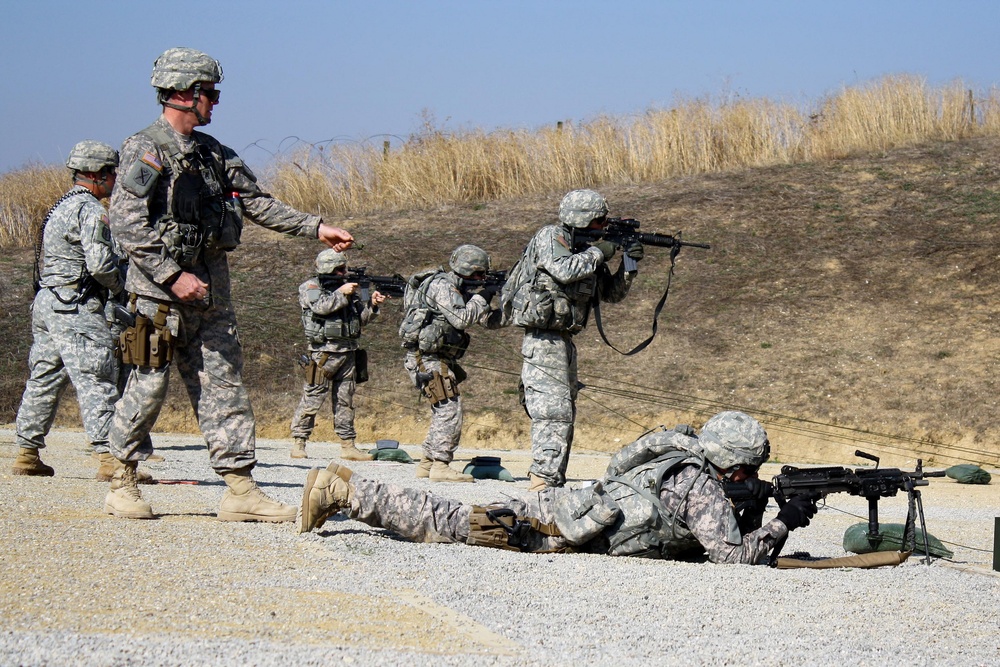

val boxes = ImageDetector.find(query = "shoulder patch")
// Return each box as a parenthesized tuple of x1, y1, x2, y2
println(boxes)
(556, 235, 572, 250)
(122, 156, 161, 198)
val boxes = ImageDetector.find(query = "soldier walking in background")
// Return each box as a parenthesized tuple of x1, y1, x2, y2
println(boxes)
(504, 190, 641, 490)
(103, 47, 353, 522)
(299, 411, 818, 564)
(290, 249, 386, 461)
(398, 245, 503, 482)
(11, 141, 149, 482)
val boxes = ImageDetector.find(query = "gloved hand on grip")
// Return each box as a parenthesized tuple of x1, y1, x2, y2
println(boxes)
(774, 494, 818, 532)
(742, 477, 773, 502)
(624, 240, 644, 262)
(590, 240, 616, 261)
(477, 285, 498, 303)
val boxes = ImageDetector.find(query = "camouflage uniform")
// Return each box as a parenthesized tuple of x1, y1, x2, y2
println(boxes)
(403, 271, 501, 464)
(291, 276, 379, 442)
(15, 185, 124, 455)
(108, 116, 322, 473)
(517, 223, 632, 487)
(339, 460, 785, 564)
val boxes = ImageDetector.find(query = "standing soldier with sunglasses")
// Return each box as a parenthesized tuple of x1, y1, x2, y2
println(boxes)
(104, 47, 353, 522)
(12, 141, 130, 478)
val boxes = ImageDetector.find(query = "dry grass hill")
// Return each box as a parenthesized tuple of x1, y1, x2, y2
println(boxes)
(3, 136, 1000, 468)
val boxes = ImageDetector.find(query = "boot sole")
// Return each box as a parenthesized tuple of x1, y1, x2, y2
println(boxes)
(298, 468, 321, 533)
(12, 468, 55, 477)
(217, 511, 295, 523)
(103, 503, 154, 520)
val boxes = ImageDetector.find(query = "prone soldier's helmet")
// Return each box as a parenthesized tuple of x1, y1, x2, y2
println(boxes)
(698, 411, 770, 471)
(558, 189, 609, 228)
(449, 244, 490, 277)
(151, 47, 224, 94)
(315, 249, 348, 274)
(65, 141, 119, 174)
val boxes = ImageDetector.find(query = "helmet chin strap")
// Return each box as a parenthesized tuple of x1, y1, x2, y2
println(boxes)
(163, 83, 212, 126)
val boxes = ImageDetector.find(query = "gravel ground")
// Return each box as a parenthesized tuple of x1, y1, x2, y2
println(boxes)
(1, 428, 998, 667)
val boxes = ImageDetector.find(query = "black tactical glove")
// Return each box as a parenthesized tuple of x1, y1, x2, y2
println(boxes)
(590, 240, 616, 261)
(774, 494, 819, 532)
(624, 240, 644, 262)
(742, 477, 773, 502)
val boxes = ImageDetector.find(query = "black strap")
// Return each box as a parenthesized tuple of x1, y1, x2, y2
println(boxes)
(592, 242, 681, 356)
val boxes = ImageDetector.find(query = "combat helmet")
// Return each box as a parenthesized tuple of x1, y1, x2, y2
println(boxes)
(449, 244, 490, 277)
(151, 47, 223, 92)
(315, 249, 348, 274)
(65, 141, 119, 174)
(558, 189, 609, 228)
(698, 411, 770, 471)
(152, 47, 223, 124)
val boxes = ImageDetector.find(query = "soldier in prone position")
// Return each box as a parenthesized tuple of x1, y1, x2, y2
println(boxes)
(104, 47, 353, 522)
(290, 249, 386, 461)
(299, 411, 819, 564)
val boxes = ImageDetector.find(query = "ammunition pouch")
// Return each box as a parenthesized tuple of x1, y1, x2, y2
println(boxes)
(119, 303, 174, 369)
(467, 506, 564, 553)
(354, 349, 369, 384)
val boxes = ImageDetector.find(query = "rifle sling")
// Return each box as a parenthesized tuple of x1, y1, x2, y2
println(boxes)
(592, 242, 681, 356)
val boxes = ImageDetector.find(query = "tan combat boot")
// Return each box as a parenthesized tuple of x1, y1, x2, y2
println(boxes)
(96, 452, 154, 484)
(429, 461, 474, 483)
(339, 439, 373, 462)
(415, 458, 433, 479)
(299, 463, 355, 533)
(290, 437, 308, 459)
(527, 473, 548, 492)
(104, 462, 154, 519)
(218, 470, 297, 523)
(12, 447, 55, 477)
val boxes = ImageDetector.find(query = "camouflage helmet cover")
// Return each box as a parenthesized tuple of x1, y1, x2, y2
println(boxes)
(315, 249, 348, 274)
(449, 244, 490, 276)
(65, 140, 119, 173)
(559, 189, 609, 228)
(698, 411, 770, 470)
(151, 47, 224, 91)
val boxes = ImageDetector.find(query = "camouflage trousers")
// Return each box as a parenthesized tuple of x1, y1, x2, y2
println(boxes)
(521, 330, 578, 487)
(290, 350, 357, 441)
(403, 352, 462, 463)
(109, 296, 256, 473)
(349, 477, 569, 552)
(15, 289, 118, 453)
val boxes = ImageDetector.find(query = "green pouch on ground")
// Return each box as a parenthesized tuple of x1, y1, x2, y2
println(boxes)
(463, 456, 515, 482)
(945, 464, 992, 485)
(842, 522, 953, 559)
(368, 440, 413, 463)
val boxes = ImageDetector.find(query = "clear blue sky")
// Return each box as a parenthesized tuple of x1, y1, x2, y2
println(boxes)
(2, 1, 997, 174)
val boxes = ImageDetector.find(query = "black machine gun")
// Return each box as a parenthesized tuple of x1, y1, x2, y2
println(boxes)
(725, 450, 946, 566)
(342, 267, 407, 301)
(573, 217, 710, 271)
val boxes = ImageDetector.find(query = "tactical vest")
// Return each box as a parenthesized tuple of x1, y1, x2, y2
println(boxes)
(552, 428, 739, 559)
(140, 123, 243, 270)
(398, 271, 470, 358)
(302, 286, 362, 344)
(502, 231, 597, 333)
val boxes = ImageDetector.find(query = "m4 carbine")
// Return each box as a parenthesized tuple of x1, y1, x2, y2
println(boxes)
(725, 450, 946, 566)
(343, 267, 407, 301)
(573, 217, 710, 271)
